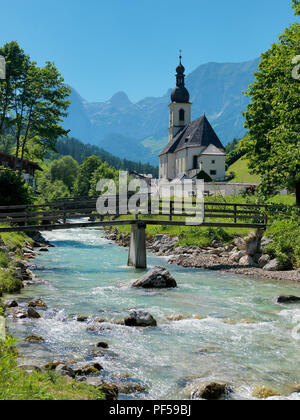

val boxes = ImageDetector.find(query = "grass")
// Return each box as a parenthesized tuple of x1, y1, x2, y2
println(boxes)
(0, 249, 10, 268)
(0, 229, 33, 255)
(0, 226, 32, 294)
(227, 157, 261, 183)
(0, 336, 106, 400)
(0, 269, 22, 293)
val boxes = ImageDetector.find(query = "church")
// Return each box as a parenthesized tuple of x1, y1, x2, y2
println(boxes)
(159, 55, 226, 181)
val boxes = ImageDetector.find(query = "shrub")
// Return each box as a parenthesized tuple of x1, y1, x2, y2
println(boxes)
(177, 226, 232, 248)
(0, 170, 33, 207)
(265, 217, 300, 269)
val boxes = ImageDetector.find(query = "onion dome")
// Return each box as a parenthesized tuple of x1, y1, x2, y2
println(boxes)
(171, 53, 190, 103)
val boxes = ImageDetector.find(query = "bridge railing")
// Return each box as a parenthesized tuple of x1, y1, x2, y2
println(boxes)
(0, 195, 297, 231)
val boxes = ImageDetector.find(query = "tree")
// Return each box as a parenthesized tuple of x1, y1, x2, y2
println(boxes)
(50, 156, 79, 192)
(18, 61, 71, 161)
(242, 10, 300, 204)
(0, 42, 30, 137)
(0, 41, 71, 163)
(73, 155, 102, 197)
(292, 0, 300, 15)
(89, 162, 118, 196)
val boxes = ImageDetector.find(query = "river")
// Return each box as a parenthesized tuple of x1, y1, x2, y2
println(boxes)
(6, 225, 300, 400)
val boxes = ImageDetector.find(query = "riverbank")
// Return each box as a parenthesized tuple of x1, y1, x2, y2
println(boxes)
(105, 228, 300, 283)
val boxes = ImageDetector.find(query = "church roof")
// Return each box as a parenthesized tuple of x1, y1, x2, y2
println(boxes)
(159, 115, 225, 156)
(200, 144, 226, 156)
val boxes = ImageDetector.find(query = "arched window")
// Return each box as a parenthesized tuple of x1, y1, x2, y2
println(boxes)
(179, 109, 185, 122)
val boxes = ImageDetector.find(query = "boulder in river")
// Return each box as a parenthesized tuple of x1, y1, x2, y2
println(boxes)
(258, 254, 271, 268)
(55, 364, 76, 378)
(4, 299, 18, 308)
(276, 295, 300, 304)
(117, 382, 146, 395)
(28, 298, 47, 308)
(73, 362, 103, 376)
(263, 258, 282, 271)
(252, 385, 280, 399)
(27, 307, 41, 319)
(12, 310, 27, 319)
(39, 248, 49, 252)
(96, 341, 109, 349)
(76, 314, 89, 322)
(191, 382, 232, 400)
(44, 361, 65, 370)
(239, 255, 258, 267)
(25, 334, 45, 342)
(132, 266, 177, 289)
(98, 383, 119, 401)
(124, 310, 157, 327)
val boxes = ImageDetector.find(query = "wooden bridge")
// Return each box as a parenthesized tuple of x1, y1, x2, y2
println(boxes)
(0, 196, 293, 268)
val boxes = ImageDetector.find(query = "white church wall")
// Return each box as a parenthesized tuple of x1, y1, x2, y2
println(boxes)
(186, 147, 203, 171)
(198, 155, 226, 181)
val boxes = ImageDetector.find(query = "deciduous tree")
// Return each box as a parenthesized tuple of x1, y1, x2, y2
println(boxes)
(242, 9, 300, 204)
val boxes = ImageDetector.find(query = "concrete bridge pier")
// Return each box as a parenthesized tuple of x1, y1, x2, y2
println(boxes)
(128, 221, 147, 269)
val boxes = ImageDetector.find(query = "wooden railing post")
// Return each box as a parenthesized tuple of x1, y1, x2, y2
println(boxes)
(25, 205, 28, 227)
(169, 200, 173, 221)
(234, 204, 237, 224)
(264, 206, 268, 227)
(63, 203, 66, 224)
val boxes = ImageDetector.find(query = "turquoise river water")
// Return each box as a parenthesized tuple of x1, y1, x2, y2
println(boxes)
(6, 225, 300, 400)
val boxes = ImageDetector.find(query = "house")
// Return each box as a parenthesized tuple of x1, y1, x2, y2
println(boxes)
(159, 55, 226, 181)
(0, 152, 42, 189)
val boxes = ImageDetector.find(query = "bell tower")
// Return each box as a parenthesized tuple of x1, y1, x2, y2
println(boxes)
(168, 52, 191, 142)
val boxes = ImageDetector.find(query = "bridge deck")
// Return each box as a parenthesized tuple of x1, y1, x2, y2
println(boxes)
(0, 219, 267, 233)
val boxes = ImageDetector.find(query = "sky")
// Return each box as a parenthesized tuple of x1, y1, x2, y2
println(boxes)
(0, 0, 297, 102)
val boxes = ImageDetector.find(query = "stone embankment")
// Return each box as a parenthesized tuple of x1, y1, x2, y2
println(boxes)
(105, 228, 300, 282)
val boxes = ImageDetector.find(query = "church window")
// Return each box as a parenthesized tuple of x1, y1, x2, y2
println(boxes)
(210, 170, 217, 175)
(179, 109, 185, 121)
(193, 156, 198, 169)
(212, 160, 215, 164)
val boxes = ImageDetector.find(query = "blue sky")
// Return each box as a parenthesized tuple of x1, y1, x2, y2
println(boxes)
(1, 0, 297, 102)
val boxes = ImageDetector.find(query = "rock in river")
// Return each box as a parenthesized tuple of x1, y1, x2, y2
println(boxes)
(124, 310, 157, 327)
(132, 266, 177, 289)
(28, 298, 47, 308)
(276, 295, 300, 304)
(263, 258, 282, 271)
(96, 341, 109, 349)
(4, 299, 18, 308)
(55, 364, 76, 378)
(191, 382, 232, 400)
(27, 307, 41, 319)
(25, 334, 45, 342)
(73, 362, 103, 376)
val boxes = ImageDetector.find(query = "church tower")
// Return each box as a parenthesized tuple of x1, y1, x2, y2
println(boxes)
(168, 53, 191, 142)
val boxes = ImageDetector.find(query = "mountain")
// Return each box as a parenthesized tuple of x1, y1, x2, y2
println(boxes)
(64, 58, 259, 165)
